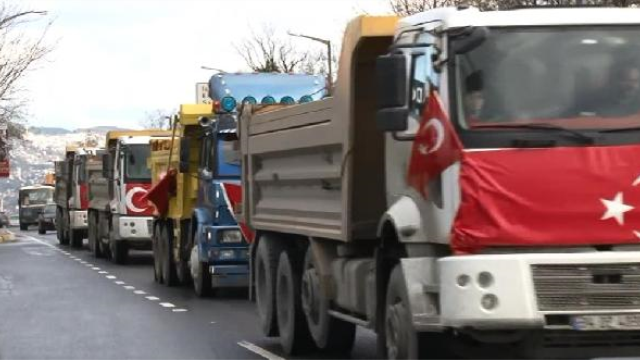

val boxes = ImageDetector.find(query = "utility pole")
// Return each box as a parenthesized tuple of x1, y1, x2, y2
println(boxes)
(287, 32, 333, 95)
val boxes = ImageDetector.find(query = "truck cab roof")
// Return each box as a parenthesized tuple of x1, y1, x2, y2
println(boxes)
(399, 6, 640, 31)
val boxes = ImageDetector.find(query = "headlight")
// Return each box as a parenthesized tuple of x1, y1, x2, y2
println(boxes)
(219, 230, 243, 244)
(218, 249, 236, 260)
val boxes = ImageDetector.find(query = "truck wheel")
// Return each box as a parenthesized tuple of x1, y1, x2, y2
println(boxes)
(56, 208, 69, 246)
(383, 265, 452, 360)
(302, 247, 355, 354)
(152, 222, 163, 283)
(190, 244, 212, 297)
(111, 240, 128, 264)
(88, 213, 102, 258)
(161, 223, 177, 286)
(276, 249, 316, 355)
(19, 223, 27, 231)
(70, 228, 83, 248)
(255, 234, 286, 337)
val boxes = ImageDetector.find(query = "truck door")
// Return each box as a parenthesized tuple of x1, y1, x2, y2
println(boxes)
(197, 133, 215, 216)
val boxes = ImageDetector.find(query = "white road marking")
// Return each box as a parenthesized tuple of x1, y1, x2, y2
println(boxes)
(237, 341, 285, 360)
(123, 285, 135, 290)
(172, 308, 187, 312)
(115, 281, 125, 285)
(98, 271, 108, 274)
(159, 302, 175, 308)
(86, 264, 93, 267)
(133, 290, 146, 295)
(210, 321, 216, 324)
(106, 275, 116, 279)
(145, 296, 159, 301)
(92, 267, 100, 270)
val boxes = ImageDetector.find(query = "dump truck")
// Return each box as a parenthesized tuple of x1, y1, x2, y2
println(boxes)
(54, 143, 99, 247)
(87, 130, 170, 263)
(18, 185, 54, 230)
(145, 74, 326, 296)
(239, 8, 640, 359)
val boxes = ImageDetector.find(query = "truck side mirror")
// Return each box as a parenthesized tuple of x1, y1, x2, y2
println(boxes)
(179, 138, 190, 173)
(375, 54, 409, 132)
(101, 153, 111, 179)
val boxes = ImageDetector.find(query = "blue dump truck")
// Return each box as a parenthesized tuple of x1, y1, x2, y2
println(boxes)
(146, 72, 325, 296)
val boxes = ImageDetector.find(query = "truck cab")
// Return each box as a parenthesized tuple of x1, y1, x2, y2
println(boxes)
(90, 131, 169, 263)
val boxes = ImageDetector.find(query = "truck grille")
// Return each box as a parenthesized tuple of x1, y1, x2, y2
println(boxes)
(531, 263, 640, 311)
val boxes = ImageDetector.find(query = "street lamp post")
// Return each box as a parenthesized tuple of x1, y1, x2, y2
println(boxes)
(287, 32, 333, 95)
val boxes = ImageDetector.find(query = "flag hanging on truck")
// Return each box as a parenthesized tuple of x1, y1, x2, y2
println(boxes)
(407, 87, 462, 198)
(452, 144, 640, 254)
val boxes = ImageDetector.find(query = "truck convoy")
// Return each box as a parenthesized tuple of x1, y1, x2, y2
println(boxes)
(145, 72, 325, 296)
(237, 7, 640, 359)
(54, 143, 98, 247)
(87, 130, 170, 263)
(18, 184, 54, 230)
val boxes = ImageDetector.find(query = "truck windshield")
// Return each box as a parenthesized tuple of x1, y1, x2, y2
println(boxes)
(20, 189, 53, 206)
(124, 144, 151, 182)
(455, 26, 640, 131)
(218, 137, 240, 177)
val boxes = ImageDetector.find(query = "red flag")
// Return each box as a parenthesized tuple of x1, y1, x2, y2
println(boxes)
(407, 88, 463, 197)
(220, 182, 255, 243)
(452, 145, 640, 254)
(143, 169, 176, 217)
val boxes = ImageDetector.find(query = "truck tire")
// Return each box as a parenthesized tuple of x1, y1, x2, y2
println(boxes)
(111, 240, 128, 264)
(255, 234, 286, 337)
(383, 264, 452, 360)
(152, 222, 163, 283)
(190, 244, 212, 297)
(88, 212, 102, 258)
(161, 222, 177, 286)
(19, 223, 28, 231)
(302, 247, 355, 354)
(70, 228, 83, 248)
(276, 249, 316, 355)
(56, 208, 69, 246)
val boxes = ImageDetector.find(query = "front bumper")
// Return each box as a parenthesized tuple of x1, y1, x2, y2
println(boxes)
(116, 216, 153, 240)
(209, 264, 249, 288)
(438, 251, 640, 330)
(70, 210, 87, 229)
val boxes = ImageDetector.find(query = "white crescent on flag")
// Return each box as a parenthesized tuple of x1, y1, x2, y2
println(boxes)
(125, 187, 148, 213)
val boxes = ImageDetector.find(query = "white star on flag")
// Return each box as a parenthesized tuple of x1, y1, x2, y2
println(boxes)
(601, 192, 634, 226)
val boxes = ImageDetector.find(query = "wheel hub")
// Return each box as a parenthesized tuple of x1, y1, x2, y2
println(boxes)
(301, 269, 320, 323)
(386, 303, 403, 360)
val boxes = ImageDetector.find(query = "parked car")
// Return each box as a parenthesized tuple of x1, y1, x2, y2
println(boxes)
(38, 203, 56, 235)
(8, 214, 19, 227)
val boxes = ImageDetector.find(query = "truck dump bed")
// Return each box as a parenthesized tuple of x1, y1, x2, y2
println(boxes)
(241, 16, 397, 242)
(54, 160, 70, 207)
(87, 151, 108, 211)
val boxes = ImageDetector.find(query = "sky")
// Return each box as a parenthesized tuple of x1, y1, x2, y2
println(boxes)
(17, 0, 391, 130)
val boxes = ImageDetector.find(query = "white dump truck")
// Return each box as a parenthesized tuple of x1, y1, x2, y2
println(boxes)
(241, 7, 640, 359)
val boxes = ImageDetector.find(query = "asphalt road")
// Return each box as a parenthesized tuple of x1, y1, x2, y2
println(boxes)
(0, 229, 377, 360)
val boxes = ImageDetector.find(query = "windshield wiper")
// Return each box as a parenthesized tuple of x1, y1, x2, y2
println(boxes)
(473, 123, 595, 144)
(600, 126, 640, 133)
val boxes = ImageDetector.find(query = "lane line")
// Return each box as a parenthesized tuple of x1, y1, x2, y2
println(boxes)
(106, 275, 117, 279)
(159, 302, 175, 308)
(172, 308, 188, 312)
(115, 281, 125, 285)
(92, 267, 100, 270)
(98, 271, 108, 274)
(133, 290, 146, 295)
(237, 341, 285, 360)
(123, 285, 135, 290)
(145, 296, 159, 301)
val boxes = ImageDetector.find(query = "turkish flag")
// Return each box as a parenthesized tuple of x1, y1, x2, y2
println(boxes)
(143, 169, 176, 217)
(452, 145, 640, 254)
(407, 88, 463, 198)
(221, 182, 255, 243)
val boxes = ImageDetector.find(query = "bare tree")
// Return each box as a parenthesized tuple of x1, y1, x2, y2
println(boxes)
(389, 0, 640, 13)
(139, 109, 172, 130)
(0, 3, 53, 138)
(235, 25, 309, 73)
